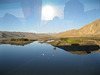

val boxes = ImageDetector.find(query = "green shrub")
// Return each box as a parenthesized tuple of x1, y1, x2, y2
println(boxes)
(60, 38, 69, 41)
(17, 38, 29, 41)
(53, 42, 57, 45)
(66, 39, 83, 44)
(11, 39, 16, 41)
(17, 38, 25, 41)
(28, 39, 30, 41)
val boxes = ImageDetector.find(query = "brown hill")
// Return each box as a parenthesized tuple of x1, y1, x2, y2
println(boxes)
(0, 31, 50, 38)
(54, 19, 100, 37)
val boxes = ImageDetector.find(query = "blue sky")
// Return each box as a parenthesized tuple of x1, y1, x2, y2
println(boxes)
(0, 2, 21, 10)
(0, 0, 99, 18)
(0, 0, 100, 33)
(0, 0, 99, 17)
(42, 0, 99, 6)
(0, 2, 24, 17)
(42, 0, 99, 5)
(42, 0, 67, 6)
(42, 0, 99, 11)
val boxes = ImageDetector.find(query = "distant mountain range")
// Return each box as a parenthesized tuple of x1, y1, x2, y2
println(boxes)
(0, 31, 49, 38)
(54, 19, 100, 37)
(1, 19, 100, 38)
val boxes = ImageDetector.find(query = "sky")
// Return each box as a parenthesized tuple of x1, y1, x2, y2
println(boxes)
(42, 0, 99, 20)
(0, 0, 100, 33)
(0, 0, 99, 18)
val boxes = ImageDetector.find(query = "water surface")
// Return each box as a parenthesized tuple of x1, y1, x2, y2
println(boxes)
(0, 41, 100, 75)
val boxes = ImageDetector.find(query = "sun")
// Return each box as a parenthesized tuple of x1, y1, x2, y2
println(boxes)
(42, 5, 55, 20)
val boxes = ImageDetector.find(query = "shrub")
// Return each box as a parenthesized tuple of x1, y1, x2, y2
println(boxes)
(11, 39, 16, 41)
(53, 42, 57, 45)
(10, 38, 30, 41)
(17, 38, 29, 41)
(60, 38, 69, 41)
(66, 39, 83, 44)
(53, 47, 56, 50)
(17, 38, 25, 41)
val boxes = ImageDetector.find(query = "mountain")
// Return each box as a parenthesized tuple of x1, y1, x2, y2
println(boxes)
(54, 19, 100, 37)
(0, 31, 49, 38)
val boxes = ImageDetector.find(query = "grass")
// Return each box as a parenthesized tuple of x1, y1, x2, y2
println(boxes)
(66, 39, 83, 44)
(53, 42, 57, 45)
(60, 38, 69, 41)
(60, 38, 83, 44)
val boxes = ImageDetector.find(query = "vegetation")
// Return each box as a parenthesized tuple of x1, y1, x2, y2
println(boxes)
(53, 47, 56, 50)
(60, 38, 83, 44)
(17, 38, 28, 41)
(10, 38, 17, 41)
(10, 38, 30, 41)
(60, 38, 69, 41)
(94, 38, 100, 40)
(66, 39, 83, 44)
(53, 42, 57, 45)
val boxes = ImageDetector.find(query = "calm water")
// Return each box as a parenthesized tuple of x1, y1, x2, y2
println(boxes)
(0, 41, 100, 75)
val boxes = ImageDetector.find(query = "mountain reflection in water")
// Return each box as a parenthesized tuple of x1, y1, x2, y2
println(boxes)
(0, 41, 100, 75)
(0, 41, 100, 55)
(55, 44, 100, 55)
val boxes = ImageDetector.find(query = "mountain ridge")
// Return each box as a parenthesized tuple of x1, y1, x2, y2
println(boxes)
(54, 19, 100, 37)
(0, 31, 49, 38)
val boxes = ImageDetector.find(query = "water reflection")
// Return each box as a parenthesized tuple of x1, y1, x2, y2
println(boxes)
(1, 40, 100, 55)
(0, 41, 100, 75)
(54, 44, 100, 55)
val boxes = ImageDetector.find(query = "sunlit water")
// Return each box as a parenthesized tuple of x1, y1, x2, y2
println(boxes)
(0, 41, 100, 75)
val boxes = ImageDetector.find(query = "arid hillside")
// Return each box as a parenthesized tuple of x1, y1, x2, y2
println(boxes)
(54, 19, 100, 37)
(0, 31, 49, 38)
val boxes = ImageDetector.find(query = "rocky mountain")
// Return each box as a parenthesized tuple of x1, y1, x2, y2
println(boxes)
(54, 19, 100, 37)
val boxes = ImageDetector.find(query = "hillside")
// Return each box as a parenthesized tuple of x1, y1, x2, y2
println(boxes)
(0, 31, 49, 38)
(54, 19, 100, 37)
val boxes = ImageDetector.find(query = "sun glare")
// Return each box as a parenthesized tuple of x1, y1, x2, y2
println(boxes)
(42, 5, 55, 20)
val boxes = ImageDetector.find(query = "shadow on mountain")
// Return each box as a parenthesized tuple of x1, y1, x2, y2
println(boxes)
(55, 44, 100, 55)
